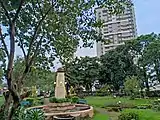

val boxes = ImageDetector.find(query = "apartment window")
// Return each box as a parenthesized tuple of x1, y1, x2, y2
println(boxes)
(102, 10, 108, 13)
(103, 14, 108, 17)
(103, 28, 108, 31)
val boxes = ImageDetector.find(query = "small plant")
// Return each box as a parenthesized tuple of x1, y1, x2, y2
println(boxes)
(118, 112, 139, 120)
(25, 109, 45, 120)
(49, 97, 57, 103)
(136, 104, 152, 109)
(152, 100, 160, 111)
(71, 96, 79, 103)
(49, 97, 70, 103)
(13, 107, 26, 120)
(13, 107, 45, 120)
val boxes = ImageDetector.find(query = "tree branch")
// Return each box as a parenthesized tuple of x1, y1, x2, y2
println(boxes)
(19, 38, 27, 60)
(29, 34, 44, 68)
(36, 0, 43, 16)
(0, 0, 11, 23)
(26, 6, 52, 63)
(12, 0, 24, 23)
(23, 34, 44, 76)
(0, 26, 9, 59)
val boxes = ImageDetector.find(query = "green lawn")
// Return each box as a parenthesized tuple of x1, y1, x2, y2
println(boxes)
(93, 113, 109, 120)
(86, 96, 160, 120)
(122, 109, 160, 120)
(86, 96, 154, 107)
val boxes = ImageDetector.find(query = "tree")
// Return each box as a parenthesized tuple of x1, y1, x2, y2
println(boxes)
(99, 45, 137, 90)
(0, 0, 132, 119)
(12, 57, 55, 91)
(124, 76, 140, 99)
(67, 56, 100, 90)
(125, 33, 160, 94)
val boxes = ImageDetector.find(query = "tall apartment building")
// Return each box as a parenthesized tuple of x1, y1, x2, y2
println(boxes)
(96, 4, 137, 57)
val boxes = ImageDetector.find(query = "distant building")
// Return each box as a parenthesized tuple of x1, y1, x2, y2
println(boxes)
(96, 3, 137, 57)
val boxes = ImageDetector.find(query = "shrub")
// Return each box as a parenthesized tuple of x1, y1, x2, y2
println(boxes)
(13, 107, 26, 120)
(107, 107, 122, 112)
(124, 76, 140, 99)
(49, 97, 57, 103)
(25, 98, 42, 106)
(25, 109, 45, 120)
(152, 100, 160, 111)
(118, 112, 139, 120)
(136, 104, 152, 109)
(13, 107, 45, 120)
(104, 102, 135, 109)
(71, 96, 79, 103)
(25, 98, 34, 105)
(49, 97, 70, 103)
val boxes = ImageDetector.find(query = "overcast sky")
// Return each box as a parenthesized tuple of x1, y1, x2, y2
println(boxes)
(76, 0, 160, 57)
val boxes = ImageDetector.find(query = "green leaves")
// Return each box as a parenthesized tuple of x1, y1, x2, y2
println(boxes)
(99, 45, 137, 90)
(124, 76, 140, 95)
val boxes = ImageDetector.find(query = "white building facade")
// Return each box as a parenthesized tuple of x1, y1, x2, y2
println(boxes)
(96, 4, 137, 57)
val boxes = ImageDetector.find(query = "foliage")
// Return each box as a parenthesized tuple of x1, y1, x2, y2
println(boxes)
(67, 56, 100, 90)
(25, 97, 43, 106)
(12, 107, 26, 120)
(104, 102, 135, 109)
(49, 97, 70, 103)
(13, 107, 45, 120)
(71, 96, 79, 103)
(124, 76, 140, 97)
(118, 112, 139, 120)
(0, 0, 134, 118)
(13, 57, 55, 91)
(99, 45, 137, 90)
(25, 109, 45, 120)
(152, 100, 160, 111)
(122, 109, 160, 120)
(125, 33, 160, 93)
(136, 104, 152, 109)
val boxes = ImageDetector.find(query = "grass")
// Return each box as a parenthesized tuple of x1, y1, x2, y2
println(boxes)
(93, 109, 109, 120)
(93, 113, 109, 120)
(122, 109, 160, 120)
(86, 96, 154, 107)
(86, 96, 160, 120)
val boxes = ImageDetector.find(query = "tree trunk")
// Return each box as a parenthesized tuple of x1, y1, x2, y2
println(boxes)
(8, 100, 20, 120)
(6, 23, 20, 120)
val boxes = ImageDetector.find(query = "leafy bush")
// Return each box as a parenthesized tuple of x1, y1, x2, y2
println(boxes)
(25, 98, 34, 105)
(13, 107, 26, 120)
(104, 102, 135, 109)
(107, 107, 122, 112)
(0, 109, 8, 120)
(49, 97, 70, 103)
(124, 76, 140, 99)
(49, 97, 57, 103)
(152, 100, 160, 111)
(13, 107, 45, 120)
(118, 112, 139, 120)
(25, 98, 42, 106)
(96, 84, 111, 96)
(136, 104, 152, 109)
(71, 96, 79, 103)
(25, 109, 45, 120)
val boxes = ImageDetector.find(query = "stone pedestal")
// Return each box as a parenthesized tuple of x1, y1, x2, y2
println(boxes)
(55, 69, 66, 99)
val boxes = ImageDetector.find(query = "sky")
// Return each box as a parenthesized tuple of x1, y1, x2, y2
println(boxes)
(76, 0, 160, 57)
